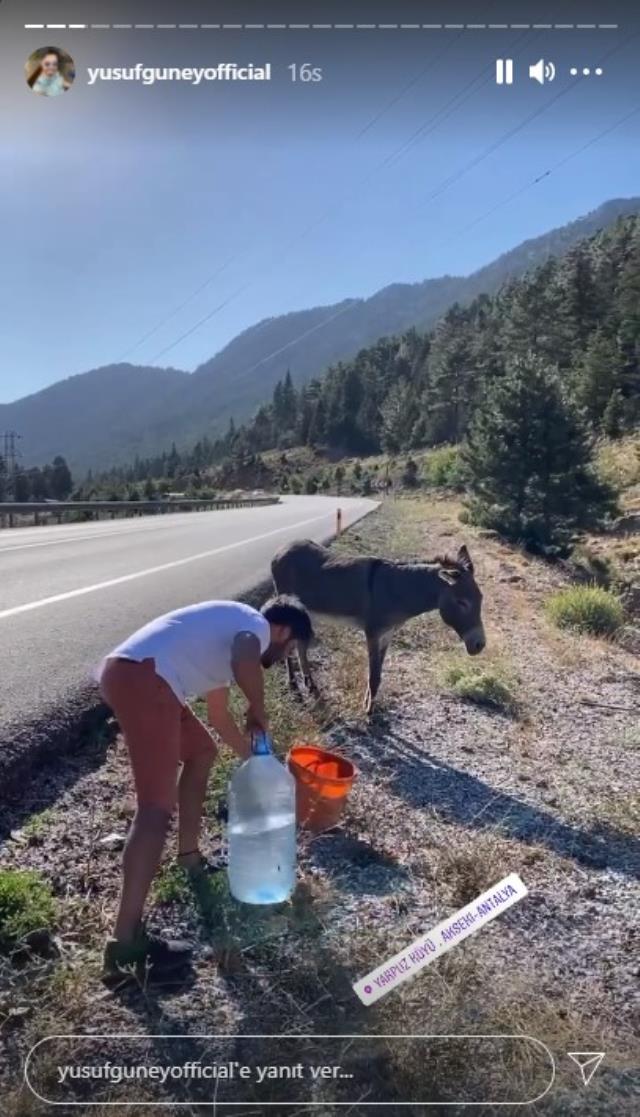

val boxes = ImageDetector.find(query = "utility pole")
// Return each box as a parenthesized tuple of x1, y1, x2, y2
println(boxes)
(2, 431, 22, 473)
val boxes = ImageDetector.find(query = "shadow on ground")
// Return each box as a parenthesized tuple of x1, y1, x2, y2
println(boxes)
(353, 717, 640, 880)
(0, 697, 117, 839)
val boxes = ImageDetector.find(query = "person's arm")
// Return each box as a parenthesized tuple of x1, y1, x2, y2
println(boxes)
(206, 688, 251, 760)
(231, 631, 268, 734)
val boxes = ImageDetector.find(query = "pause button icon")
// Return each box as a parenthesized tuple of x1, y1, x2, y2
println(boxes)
(496, 58, 514, 84)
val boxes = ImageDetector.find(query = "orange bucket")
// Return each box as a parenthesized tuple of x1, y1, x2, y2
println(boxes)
(287, 744, 357, 833)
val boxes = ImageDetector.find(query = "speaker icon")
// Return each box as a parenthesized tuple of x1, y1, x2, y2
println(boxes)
(529, 59, 556, 84)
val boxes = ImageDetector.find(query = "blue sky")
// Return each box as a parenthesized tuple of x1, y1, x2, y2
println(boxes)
(1, 4, 639, 400)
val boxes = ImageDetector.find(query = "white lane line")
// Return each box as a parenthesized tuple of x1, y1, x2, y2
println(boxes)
(0, 528, 148, 553)
(0, 505, 296, 554)
(0, 514, 270, 554)
(0, 512, 333, 621)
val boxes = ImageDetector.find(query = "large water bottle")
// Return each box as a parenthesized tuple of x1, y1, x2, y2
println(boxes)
(227, 732, 297, 904)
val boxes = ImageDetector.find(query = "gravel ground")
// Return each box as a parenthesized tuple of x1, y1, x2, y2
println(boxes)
(1, 496, 639, 1116)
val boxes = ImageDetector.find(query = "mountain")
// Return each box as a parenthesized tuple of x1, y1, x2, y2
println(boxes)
(0, 365, 188, 474)
(3, 197, 640, 472)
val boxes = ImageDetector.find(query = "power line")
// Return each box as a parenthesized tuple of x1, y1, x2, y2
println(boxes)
(143, 29, 535, 364)
(355, 26, 467, 139)
(148, 281, 255, 364)
(128, 32, 467, 365)
(218, 98, 640, 393)
(145, 26, 635, 371)
(418, 80, 577, 209)
(415, 28, 640, 210)
(216, 27, 639, 390)
(426, 103, 640, 258)
(379, 28, 536, 170)
(116, 253, 241, 362)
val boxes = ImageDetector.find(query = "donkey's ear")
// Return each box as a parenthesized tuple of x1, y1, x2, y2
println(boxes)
(438, 567, 461, 586)
(457, 545, 474, 573)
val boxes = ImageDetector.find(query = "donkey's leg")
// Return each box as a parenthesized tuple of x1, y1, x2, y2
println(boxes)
(285, 646, 299, 690)
(297, 639, 318, 695)
(364, 631, 391, 714)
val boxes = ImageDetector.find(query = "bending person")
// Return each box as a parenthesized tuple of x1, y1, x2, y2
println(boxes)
(95, 595, 312, 983)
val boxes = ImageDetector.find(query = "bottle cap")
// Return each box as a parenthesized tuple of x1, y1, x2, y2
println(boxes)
(251, 731, 273, 756)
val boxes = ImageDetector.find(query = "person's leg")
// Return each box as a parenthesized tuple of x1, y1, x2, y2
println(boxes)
(114, 805, 171, 941)
(176, 707, 218, 869)
(100, 659, 181, 943)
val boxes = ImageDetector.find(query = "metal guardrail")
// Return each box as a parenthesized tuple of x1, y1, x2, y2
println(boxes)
(0, 497, 279, 527)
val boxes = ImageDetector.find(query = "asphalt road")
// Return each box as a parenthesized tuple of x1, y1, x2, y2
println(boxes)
(0, 495, 375, 732)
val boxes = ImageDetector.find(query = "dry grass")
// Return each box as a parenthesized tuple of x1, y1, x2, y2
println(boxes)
(440, 659, 520, 714)
(597, 433, 640, 494)
(545, 585, 625, 636)
(589, 793, 640, 836)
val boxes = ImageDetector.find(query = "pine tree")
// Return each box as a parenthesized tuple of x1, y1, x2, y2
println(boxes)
(29, 467, 48, 501)
(602, 388, 625, 438)
(307, 396, 327, 446)
(616, 226, 640, 426)
(402, 458, 419, 488)
(252, 406, 274, 451)
(13, 472, 31, 502)
(166, 443, 181, 479)
(425, 305, 475, 444)
(280, 370, 298, 430)
(49, 455, 73, 500)
(381, 381, 413, 453)
(575, 331, 623, 430)
(463, 355, 615, 551)
(560, 244, 600, 354)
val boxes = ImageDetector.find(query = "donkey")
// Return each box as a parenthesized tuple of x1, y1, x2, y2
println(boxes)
(271, 538, 486, 713)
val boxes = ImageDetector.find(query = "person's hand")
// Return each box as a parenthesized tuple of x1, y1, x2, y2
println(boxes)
(237, 732, 252, 761)
(245, 706, 269, 735)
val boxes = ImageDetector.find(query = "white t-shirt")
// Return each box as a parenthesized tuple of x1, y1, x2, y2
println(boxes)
(96, 601, 271, 704)
(33, 73, 67, 97)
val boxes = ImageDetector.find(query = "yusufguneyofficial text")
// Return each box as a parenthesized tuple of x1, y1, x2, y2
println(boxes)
(87, 63, 272, 85)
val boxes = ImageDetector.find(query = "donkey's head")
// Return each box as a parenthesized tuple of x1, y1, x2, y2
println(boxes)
(437, 545, 486, 656)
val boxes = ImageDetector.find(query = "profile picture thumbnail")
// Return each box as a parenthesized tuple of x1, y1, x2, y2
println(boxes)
(25, 46, 75, 97)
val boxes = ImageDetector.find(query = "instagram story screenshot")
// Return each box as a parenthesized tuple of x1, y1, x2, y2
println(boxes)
(0, 2, 638, 1113)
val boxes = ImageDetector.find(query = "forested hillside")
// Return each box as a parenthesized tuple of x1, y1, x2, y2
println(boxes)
(85, 214, 640, 552)
(3, 198, 639, 470)
(107, 213, 639, 471)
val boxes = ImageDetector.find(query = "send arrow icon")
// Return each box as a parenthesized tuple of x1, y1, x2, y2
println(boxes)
(567, 1052, 605, 1086)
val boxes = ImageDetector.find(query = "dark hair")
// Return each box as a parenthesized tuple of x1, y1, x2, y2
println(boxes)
(28, 48, 64, 88)
(261, 595, 313, 642)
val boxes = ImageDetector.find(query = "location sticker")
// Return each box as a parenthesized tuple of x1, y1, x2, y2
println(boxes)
(354, 873, 527, 1005)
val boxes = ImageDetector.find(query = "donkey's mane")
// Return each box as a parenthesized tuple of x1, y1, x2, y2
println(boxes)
(434, 553, 466, 571)
(392, 554, 464, 572)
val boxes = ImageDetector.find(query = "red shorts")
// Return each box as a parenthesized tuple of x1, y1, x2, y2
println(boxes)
(99, 657, 217, 813)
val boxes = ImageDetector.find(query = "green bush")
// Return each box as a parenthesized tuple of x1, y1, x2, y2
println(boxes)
(0, 869, 56, 951)
(423, 446, 462, 489)
(402, 458, 420, 488)
(444, 663, 517, 712)
(23, 808, 54, 845)
(545, 585, 624, 636)
(153, 865, 192, 905)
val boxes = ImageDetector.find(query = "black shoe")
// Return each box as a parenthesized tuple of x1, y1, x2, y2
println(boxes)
(102, 930, 192, 986)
